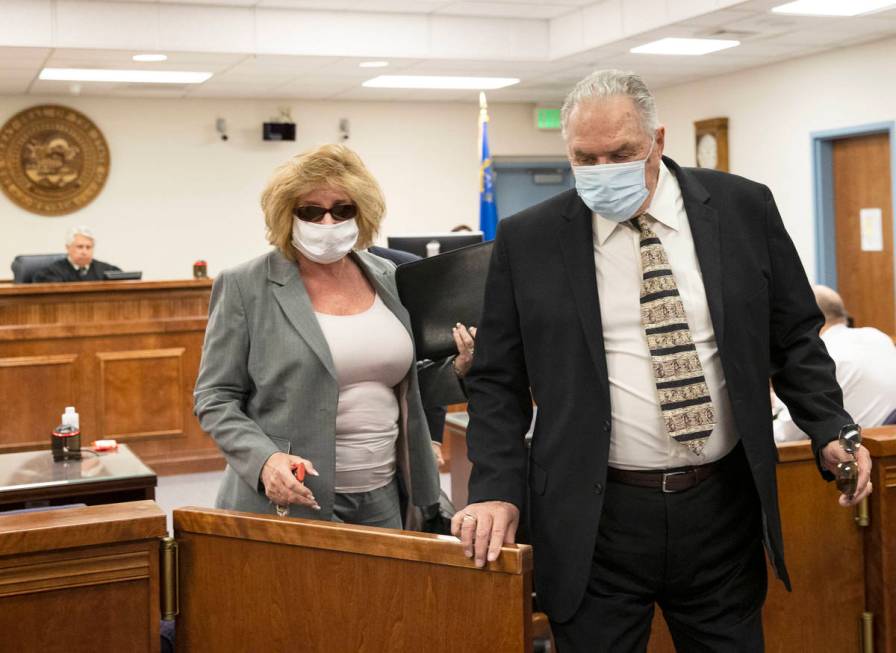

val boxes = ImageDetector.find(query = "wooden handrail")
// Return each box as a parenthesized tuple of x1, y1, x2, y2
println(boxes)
(0, 278, 212, 296)
(863, 425, 896, 457)
(0, 500, 166, 556)
(174, 506, 532, 575)
(775, 428, 896, 463)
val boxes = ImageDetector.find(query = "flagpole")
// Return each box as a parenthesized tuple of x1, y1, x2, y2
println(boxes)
(478, 91, 488, 158)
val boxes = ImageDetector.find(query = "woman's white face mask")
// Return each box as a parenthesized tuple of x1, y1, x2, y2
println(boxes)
(292, 217, 359, 264)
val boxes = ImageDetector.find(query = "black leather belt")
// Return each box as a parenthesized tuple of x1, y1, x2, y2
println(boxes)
(607, 459, 723, 493)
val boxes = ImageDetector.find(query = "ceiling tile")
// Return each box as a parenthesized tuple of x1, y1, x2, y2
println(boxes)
(435, 2, 573, 19)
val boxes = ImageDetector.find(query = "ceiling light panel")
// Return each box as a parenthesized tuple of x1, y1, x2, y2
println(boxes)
(772, 0, 896, 16)
(630, 38, 741, 55)
(132, 53, 168, 62)
(362, 75, 519, 89)
(39, 68, 213, 84)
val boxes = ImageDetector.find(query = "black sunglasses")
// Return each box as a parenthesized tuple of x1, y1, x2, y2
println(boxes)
(293, 203, 358, 222)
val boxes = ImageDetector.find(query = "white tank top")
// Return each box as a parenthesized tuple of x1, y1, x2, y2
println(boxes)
(315, 294, 414, 493)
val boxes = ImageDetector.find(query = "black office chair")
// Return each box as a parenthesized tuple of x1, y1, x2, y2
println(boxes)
(10, 253, 66, 283)
(883, 408, 896, 426)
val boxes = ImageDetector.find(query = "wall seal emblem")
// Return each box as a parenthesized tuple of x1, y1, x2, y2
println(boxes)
(0, 104, 110, 216)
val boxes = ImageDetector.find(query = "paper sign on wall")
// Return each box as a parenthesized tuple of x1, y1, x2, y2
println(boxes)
(860, 208, 884, 252)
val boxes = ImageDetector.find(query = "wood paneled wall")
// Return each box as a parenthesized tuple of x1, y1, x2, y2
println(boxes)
(0, 501, 167, 653)
(0, 280, 221, 475)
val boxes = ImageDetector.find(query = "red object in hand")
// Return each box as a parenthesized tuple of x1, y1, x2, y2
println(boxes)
(292, 462, 306, 483)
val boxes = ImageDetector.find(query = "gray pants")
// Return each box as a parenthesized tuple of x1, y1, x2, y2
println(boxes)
(332, 478, 402, 529)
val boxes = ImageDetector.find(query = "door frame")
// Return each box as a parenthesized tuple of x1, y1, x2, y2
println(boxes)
(811, 121, 896, 288)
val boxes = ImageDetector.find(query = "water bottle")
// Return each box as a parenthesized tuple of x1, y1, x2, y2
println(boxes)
(51, 406, 82, 462)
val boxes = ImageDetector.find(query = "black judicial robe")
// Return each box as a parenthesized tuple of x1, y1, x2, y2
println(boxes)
(33, 258, 122, 283)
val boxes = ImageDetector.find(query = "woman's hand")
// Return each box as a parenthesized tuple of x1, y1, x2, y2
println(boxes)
(431, 441, 445, 467)
(452, 324, 477, 378)
(261, 452, 321, 510)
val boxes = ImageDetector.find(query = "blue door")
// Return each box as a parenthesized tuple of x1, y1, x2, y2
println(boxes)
(493, 160, 574, 220)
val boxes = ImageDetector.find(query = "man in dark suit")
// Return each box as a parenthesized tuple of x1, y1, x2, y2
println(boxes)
(33, 226, 120, 282)
(451, 70, 872, 652)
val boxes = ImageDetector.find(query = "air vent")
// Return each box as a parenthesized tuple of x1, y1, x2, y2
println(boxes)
(700, 29, 761, 41)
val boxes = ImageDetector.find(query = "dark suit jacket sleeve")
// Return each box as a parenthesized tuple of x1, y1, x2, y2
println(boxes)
(764, 186, 852, 477)
(464, 221, 533, 510)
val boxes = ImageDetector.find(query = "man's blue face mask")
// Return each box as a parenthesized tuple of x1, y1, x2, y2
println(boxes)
(572, 138, 656, 223)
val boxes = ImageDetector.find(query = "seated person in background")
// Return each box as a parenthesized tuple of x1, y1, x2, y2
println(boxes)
(774, 285, 896, 441)
(33, 226, 121, 282)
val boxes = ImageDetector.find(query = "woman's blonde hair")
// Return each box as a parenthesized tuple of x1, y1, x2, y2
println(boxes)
(262, 144, 386, 259)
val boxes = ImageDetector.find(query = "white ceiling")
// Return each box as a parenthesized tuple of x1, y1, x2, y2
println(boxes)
(1, 0, 896, 102)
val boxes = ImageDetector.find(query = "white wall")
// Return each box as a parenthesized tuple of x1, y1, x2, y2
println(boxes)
(6, 34, 896, 281)
(0, 96, 564, 279)
(653, 35, 896, 280)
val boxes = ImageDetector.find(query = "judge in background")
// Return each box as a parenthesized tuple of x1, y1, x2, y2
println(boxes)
(33, 226, 121, 282)
(195, 144, 459, 529)
(452, 69, 872, 651)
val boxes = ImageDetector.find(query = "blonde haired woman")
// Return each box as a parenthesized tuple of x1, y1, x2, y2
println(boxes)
(195, 144, 451, 528)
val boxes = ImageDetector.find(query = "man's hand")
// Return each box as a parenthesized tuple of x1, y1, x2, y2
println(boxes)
(261, 452, 321, 511)
(450, 501, 520, 568)
(820, 440, 872, 507)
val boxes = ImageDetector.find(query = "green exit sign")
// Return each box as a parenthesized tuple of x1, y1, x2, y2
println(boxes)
(536, 107, 562, 130)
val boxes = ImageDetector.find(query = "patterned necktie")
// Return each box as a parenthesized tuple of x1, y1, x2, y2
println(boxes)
(633, 213, 715, 455)
(78, 267, 88, 278)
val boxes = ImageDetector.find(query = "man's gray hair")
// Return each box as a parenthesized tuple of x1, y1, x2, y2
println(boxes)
(561, 69, 659, 138)
(66, 225, 95, 245)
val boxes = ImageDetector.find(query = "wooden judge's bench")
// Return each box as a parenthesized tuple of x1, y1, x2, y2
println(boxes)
(0, 279, 220, 475)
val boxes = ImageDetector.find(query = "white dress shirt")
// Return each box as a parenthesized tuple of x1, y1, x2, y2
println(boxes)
(593, 162, 738, 470)
(774, 324, 896, 442)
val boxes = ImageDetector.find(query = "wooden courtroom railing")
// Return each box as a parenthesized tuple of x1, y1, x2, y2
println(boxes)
(174, 506, 535, 653)
(0, 500, 167, 653)
(443, 412, 895, 651)
(0, 279, 221, 475)
(648, 426, 896, 652)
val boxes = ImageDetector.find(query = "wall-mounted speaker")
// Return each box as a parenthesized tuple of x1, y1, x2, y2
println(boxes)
(263, 123, 296, 141)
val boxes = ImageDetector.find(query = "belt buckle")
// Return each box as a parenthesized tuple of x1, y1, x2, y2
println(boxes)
(662, 470, 688, 493)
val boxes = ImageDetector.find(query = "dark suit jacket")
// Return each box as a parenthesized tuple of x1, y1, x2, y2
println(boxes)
(32, 258, 121, 282)
(464, 156, 852, 622)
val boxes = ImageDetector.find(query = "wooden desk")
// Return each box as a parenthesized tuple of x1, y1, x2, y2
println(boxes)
(0, 443, 156, 511)
(444, 411, 472, 507)
(0, 501, 166, 653)
(0, 279, 222, 475)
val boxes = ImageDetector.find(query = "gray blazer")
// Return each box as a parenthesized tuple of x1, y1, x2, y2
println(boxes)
(194, 249, 440, 522)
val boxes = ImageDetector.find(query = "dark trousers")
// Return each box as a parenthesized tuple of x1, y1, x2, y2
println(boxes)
(551, 446, 767, 653)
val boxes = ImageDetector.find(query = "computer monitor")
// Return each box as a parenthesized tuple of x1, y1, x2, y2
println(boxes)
(103, 270, 143, 281)
(386, 232, 484, 258)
